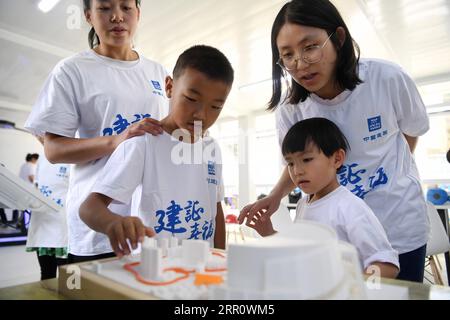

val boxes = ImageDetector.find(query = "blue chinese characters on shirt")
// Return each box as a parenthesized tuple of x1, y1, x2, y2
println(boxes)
(339, 115, 389, 199)
(338, 164, 388, 199)
(38, 165, 68, 207)
(39, 185, 64, 207)
(102, 113, 151, 136)
(154, 200, 214, 241)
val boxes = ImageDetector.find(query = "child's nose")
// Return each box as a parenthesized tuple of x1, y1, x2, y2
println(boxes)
(293, 165, 304, 176)
(193, 107, 206, 121)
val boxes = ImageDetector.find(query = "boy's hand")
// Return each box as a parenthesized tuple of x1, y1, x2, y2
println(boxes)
(242, 211, 276, 237)
(105, 216, 155, 258)
(113, 118, 164, 148)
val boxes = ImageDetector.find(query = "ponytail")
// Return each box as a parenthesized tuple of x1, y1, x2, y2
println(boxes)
(88, 27, 100, 49)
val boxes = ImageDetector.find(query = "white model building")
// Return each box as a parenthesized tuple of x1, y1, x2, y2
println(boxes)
(80, 219, 367, 299)
(211, 222, 367, 299)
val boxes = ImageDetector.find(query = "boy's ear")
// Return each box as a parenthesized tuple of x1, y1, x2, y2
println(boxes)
(333, 149, 346, 169)
(165, 76, 173, 98)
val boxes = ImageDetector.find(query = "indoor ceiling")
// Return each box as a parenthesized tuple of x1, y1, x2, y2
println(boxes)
(1, 0, 450, 127)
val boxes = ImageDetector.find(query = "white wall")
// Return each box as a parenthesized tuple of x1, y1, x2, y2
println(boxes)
(0, 129, 43, 175)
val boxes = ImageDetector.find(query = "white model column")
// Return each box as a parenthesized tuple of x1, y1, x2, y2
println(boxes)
(140, 237, 162, 280)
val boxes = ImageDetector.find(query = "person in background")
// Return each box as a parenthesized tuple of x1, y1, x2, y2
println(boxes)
(14, 153, 39, 227)
(19, 153, 39, 185)
(26, 137, 69, 280)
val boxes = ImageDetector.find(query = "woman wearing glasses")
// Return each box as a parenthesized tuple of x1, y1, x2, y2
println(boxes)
(239, 0, 430, 283)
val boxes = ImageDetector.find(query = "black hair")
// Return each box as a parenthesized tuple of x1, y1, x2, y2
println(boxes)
(25, 153, 39, 162)
(282, 118, 349, 159)
(82, 0, 141, 49)
(172, 45, 234, 85)
(257, 194, 267, 201)
(268, 0, 362, 110)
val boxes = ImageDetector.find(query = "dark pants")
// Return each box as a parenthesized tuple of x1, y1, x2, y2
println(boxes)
(12, 210, 19, 223)
(36, 252, 68, 280)
(67, 252, 116, 264)
(396, 244, 427, 283)
(0, 209, 18, 225)
(0, 209, 7, 224)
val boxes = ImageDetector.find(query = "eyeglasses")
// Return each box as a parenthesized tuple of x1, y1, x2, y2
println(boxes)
(277, 32, 335, 72)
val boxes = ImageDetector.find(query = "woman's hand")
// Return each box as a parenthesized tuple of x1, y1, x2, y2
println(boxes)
(238, 193, 282, 226)
(105, 216, 155, 258)
(44, 119, 162, 165)
(244, 211, 276, 237)
(112, 118, 164, 148)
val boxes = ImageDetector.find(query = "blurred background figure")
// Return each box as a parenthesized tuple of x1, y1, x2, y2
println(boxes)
(19, 153, 39, 185)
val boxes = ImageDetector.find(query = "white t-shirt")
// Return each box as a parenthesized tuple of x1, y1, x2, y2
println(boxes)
(295, 186, 399, 270)
(25, 50, 169, 255)
(276, 59, 430, 254)
(19, 162, 36, 184)
(26, 156, 69, 248)
(92, 132, 224, 246)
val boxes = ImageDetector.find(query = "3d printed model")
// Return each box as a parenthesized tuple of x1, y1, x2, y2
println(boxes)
(69, 221, 368, 300)
(212, 222, 367, 299)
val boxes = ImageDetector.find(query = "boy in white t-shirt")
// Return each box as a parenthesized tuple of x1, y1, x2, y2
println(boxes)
(241, 118, 400, 279)
(80, 45, 233, 257)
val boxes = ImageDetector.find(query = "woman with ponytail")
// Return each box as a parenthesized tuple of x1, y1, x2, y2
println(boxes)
(25, 0, 169, 263)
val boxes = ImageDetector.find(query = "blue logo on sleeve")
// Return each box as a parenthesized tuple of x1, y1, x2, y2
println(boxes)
(151, 80, 162, 91)
(367, 116, 382, 132)
(208, 161, 216, 176)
